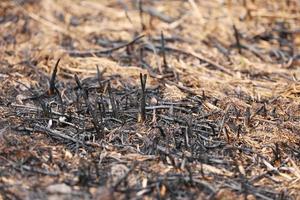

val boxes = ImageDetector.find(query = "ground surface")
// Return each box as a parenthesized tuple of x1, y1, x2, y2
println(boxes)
(0, 0, 300, 199)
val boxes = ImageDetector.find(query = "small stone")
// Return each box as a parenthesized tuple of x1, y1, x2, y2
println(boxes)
(46, 183, 72, 194)
(150, 96, 158, 105)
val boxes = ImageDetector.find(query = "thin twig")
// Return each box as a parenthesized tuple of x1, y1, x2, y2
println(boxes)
(74, 74, 103, 139)
(48, 58, 60, 95)
(233, 25, 242, 54)
(140, 73, 147, 122)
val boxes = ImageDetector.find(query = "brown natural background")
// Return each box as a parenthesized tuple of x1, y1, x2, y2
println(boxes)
(0, 0, 300, 199)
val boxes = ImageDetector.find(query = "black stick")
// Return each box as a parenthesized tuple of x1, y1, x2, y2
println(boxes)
(140, 73, 147, 122)
(233, 25, 242, 54)
(74, 74, 103, 139)
(48, 58, 60, 95)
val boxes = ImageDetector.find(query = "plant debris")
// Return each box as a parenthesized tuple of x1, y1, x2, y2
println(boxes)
(0, 0, 300, 199)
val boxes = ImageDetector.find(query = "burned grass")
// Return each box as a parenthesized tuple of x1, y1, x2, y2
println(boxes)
(0, 0, 300, 199)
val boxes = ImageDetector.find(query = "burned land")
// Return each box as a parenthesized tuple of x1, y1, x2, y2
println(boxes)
(0, 0, 300, 199)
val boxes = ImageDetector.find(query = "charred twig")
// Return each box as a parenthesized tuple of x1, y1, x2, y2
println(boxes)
(48, 58, 60, 95)
(233, 25, 242, 54)
(68, 34, 144, 57)
(74, 74, 103, 139)
(139, 73, 147, 122)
